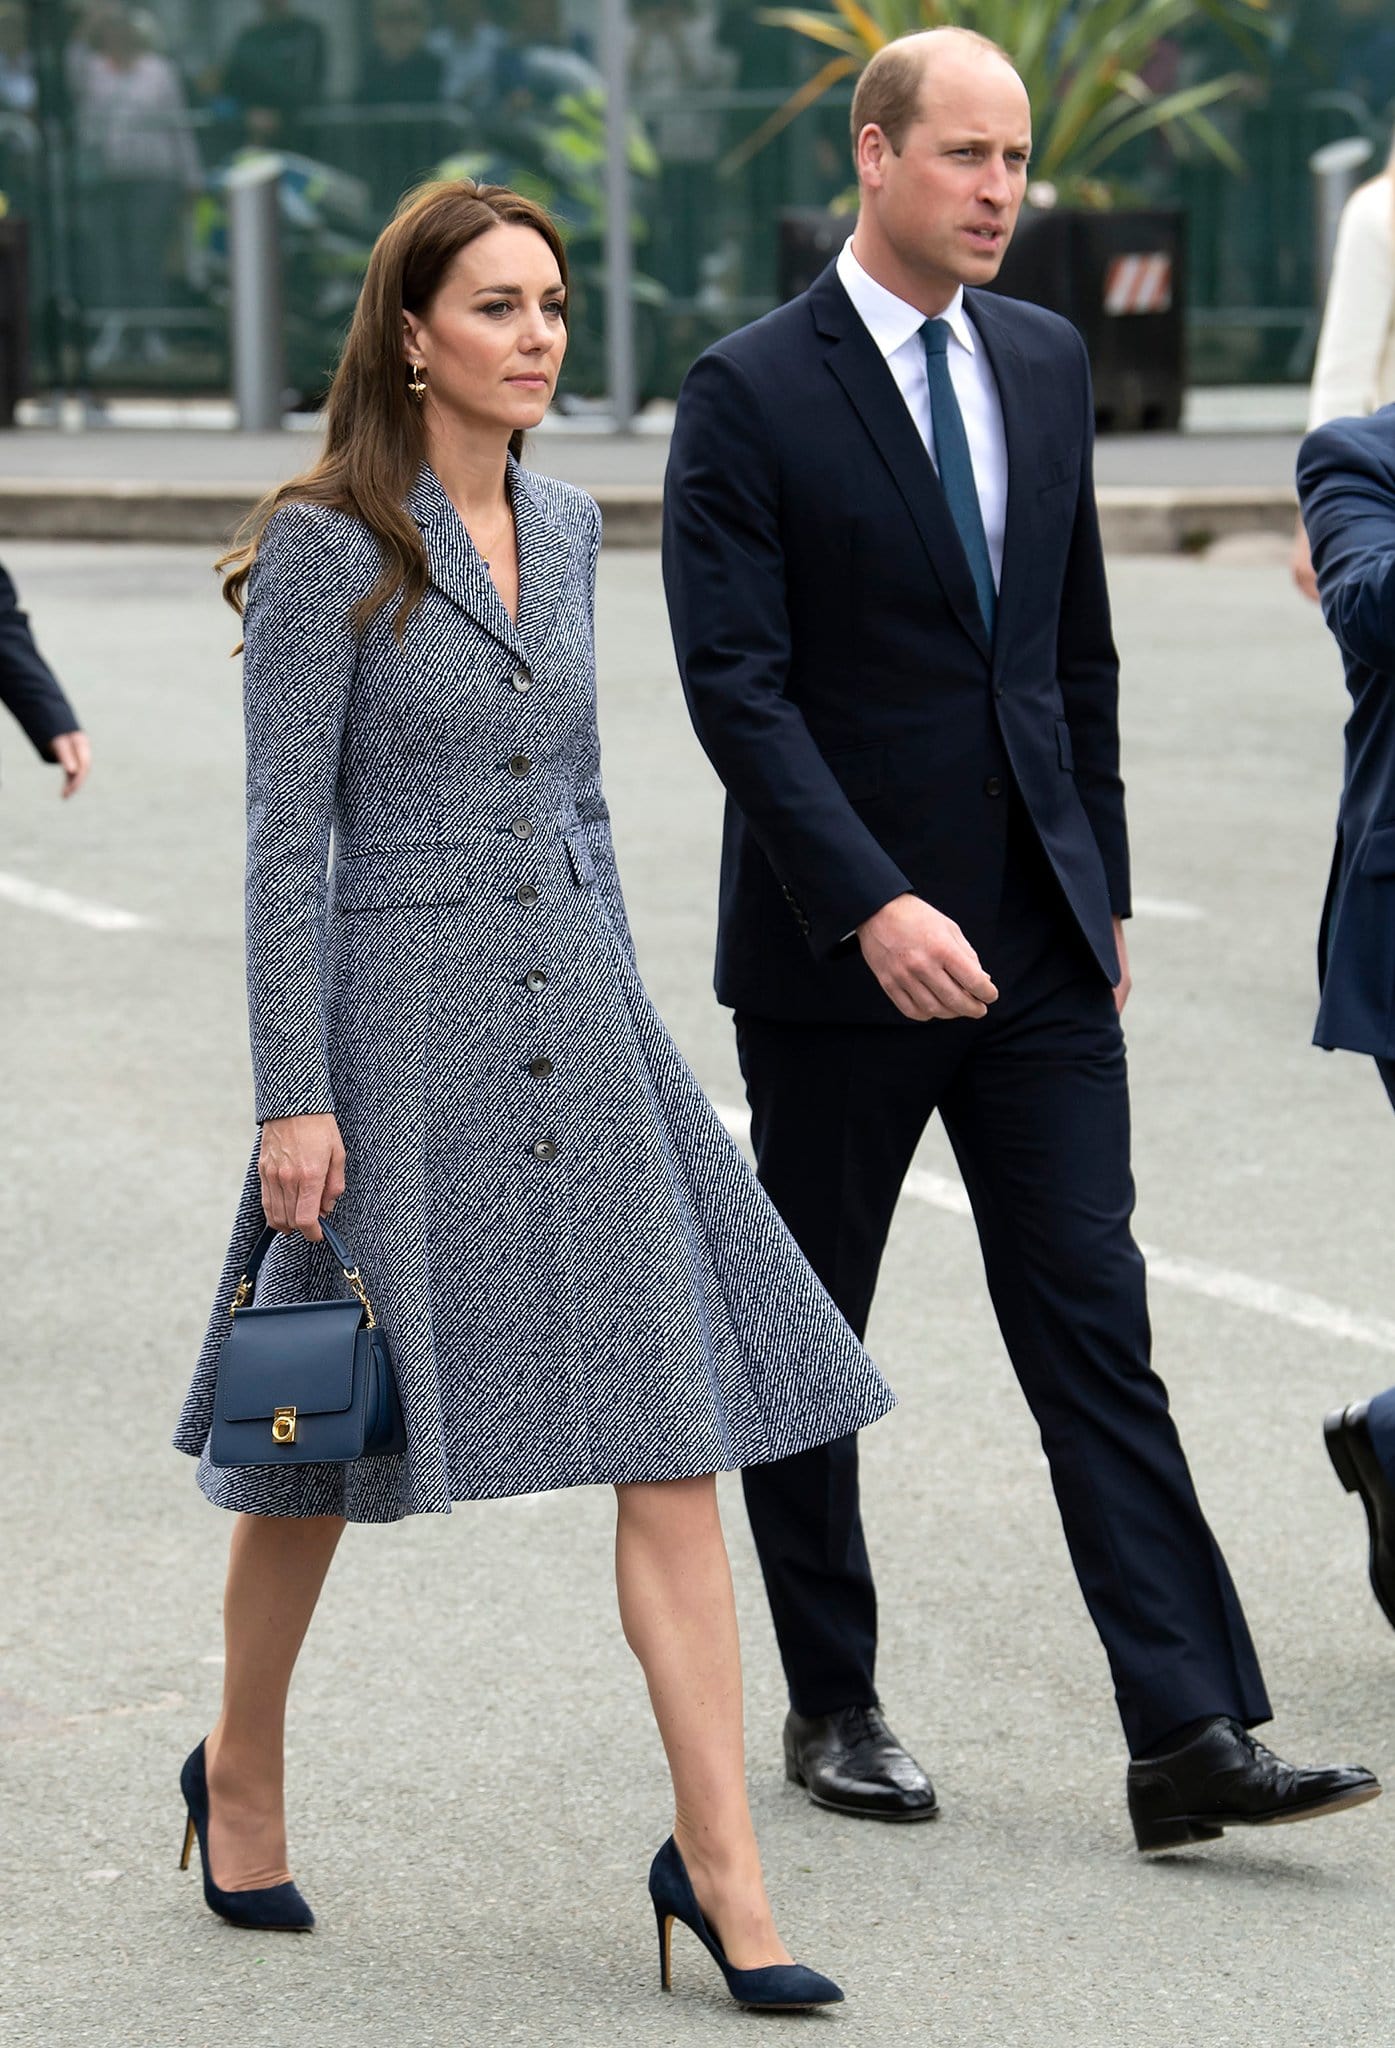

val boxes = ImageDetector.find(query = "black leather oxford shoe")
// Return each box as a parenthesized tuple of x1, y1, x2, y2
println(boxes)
(1325, 1401, 1395, 1629)
(1126, 1717, 1380, 1853)
(783, 1705, 938, 1822)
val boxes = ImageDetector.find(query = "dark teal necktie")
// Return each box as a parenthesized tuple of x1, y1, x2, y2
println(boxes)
(921, 317, 996, 635)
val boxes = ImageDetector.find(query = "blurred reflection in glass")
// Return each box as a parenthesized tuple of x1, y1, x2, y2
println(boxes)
(630, 0, 735, 300)
(354, 0, 446, 214)
(218, 0, 327, 149)
(69, 3, 201, 371)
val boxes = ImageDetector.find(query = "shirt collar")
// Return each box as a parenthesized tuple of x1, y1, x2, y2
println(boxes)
(835, 237, 976, 360)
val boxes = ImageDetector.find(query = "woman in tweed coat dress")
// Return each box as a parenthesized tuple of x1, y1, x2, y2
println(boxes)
(172, 181, 894, 2004)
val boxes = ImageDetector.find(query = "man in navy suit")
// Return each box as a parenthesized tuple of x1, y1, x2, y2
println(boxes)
(664, 26, 1378, 1848)
(1298, 408, 1395, 1634)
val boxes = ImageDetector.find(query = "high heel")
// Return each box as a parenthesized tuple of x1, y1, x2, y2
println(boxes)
(178, 1740, 314, 1931)
(647, 1835, 843, 2010)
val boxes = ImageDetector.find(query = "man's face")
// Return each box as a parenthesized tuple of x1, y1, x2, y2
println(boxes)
(861, 50, 1031, 295)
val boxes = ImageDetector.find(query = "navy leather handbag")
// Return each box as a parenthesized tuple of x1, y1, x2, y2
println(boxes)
(209, 1217, 406, 1468)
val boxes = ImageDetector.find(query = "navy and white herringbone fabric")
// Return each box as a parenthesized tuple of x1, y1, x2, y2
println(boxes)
(174, 461, 895, 1522)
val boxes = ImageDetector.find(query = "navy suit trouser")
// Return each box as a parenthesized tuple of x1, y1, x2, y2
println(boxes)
(1363, 1058, 1395, 1487)
(735, 805, 1272, 1758)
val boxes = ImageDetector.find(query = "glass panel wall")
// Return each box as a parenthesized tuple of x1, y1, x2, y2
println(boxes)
(1, 2, 1392, 405)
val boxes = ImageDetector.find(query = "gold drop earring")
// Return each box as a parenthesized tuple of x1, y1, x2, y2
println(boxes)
(408, 362, 426, 400)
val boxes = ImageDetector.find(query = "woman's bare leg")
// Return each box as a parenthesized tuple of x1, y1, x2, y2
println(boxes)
(201, 1511, 345, 1890)
(614, 1475, 791, 1970)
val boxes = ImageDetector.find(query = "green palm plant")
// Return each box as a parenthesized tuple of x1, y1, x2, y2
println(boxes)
(725, 0, 1273, 207)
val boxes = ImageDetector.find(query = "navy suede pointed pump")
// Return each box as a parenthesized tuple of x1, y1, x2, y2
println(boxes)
(648, 1835, 843, 2011)
(179, 1740, 314, 1931)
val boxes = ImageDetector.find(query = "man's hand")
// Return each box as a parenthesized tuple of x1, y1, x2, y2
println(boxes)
(1113, 916, 1132, 1016)
(50, 731, 91, 798)
(1291, 516, 1320, 604)
(857, 893, 998, 1021)
(258, 1113, 346, 1240)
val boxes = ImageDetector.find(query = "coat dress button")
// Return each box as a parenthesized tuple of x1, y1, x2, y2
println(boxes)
(512, 666, 532, 692)
(528, 1055, 554, 1080)
(515, 883, 540, 906)
(511, 817, 534, 840)
(525, 969, 549, 992)
(984, 776, 1003, 797)
(509, 755, 533, 778)
(531, 1137, 559, 1162)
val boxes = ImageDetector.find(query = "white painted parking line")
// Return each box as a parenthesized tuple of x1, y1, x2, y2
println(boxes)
(715, 1104, 1395, 1356)
(1132, 895, 1207, 922)
(0, 870, 150, 932)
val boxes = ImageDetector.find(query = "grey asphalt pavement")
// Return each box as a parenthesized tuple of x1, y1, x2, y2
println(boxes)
(2, 541, 1393, 2048)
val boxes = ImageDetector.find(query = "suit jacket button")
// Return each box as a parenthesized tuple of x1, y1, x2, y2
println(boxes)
(516, 883, 540, 906)
(531, 1137, 558, 1161)
(525, 968, 549, 992)
(509, 754, 533, 778)
(511, 817, 534, 840)
(984, 776, 1003, 797)
(528, 1055, 554, 1080)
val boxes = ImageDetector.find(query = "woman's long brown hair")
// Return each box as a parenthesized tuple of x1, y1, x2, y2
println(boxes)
(217, 180, 570, 638)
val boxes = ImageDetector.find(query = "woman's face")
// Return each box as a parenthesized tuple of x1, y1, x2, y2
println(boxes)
(403, 224, 567, 438)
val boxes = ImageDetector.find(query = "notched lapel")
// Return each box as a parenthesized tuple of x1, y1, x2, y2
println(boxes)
(965, 292, 1045, 675)
(408, 460, 579, 665)
(509, 462, 579, 660)
(812, 272, 991, 662)
(409, 464, 521, 658)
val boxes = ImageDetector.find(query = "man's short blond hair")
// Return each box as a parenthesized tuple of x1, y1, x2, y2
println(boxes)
(850, 26, 1016, 158)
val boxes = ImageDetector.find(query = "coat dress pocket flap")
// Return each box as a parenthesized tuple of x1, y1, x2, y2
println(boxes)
(331, 843, 483, 913)
(217, 1300, 365, 1422)
(1361, 823, 1395, 877)
(564, 826, 597, 886)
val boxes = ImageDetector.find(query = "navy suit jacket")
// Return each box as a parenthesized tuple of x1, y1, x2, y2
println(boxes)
(1296, 407, 1395, 1059)
(0, 562, 79, 777)
(662, 262, 1129, 1024)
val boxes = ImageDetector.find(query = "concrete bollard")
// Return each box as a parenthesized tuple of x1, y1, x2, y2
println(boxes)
(226, 155, 286, 433)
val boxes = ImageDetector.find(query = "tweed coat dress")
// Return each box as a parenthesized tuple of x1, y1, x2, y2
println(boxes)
(174, 459, 895, 1521)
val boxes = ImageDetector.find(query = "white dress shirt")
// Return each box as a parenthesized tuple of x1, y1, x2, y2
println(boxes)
(836, 237, 1008, 591)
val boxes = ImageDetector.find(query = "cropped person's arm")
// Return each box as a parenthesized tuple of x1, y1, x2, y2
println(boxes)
(0, 562, 83, 761)
(1298, 422, 1395, 673)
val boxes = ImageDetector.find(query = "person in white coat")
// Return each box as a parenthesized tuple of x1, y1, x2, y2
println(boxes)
(1294, 138, 1395, 599)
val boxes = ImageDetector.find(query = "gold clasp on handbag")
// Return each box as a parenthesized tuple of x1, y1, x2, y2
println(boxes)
(271, 1406, 297, 1444)
(228, 1275, 252, 1317)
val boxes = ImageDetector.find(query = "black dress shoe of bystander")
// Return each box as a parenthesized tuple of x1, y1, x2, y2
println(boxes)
(1325, 1401, 1395, 1630)
(1126, 1717, 1380, 1854)
(783, 1705, 938, 1821)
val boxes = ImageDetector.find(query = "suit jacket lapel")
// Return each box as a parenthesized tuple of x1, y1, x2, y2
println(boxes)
(409, 460, 578, 664)
(409, 464, 521, 659)
(810, 266, 992, 663)
(963, 289, 1038, 678)
(509, 459, 576, 658)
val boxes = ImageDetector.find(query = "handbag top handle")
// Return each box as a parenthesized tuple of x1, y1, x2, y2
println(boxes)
(228, 1217, 378, 1327)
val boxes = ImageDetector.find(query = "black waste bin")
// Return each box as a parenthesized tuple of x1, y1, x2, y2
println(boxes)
(985, 206, 1186, 432)
(0, 217, 31, 427)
